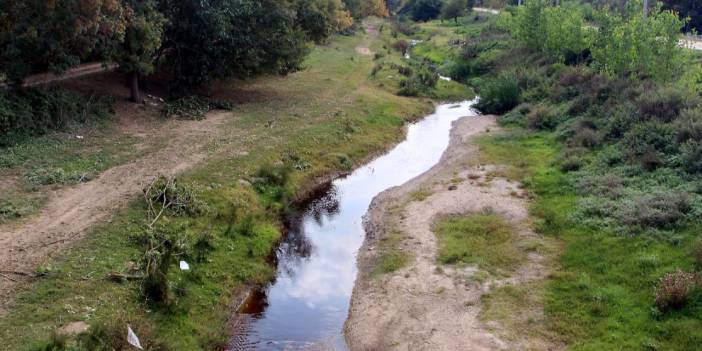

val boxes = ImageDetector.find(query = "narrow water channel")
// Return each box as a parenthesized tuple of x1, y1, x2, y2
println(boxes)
(230, 99, 479, 350)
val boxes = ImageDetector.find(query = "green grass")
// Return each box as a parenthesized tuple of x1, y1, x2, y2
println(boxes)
(0, 23, 433, 350)
(0, 123, 145, 223)
(477, 129, 702, 350)
(433, 213, 525, 275)
(374, 250, 411, 275)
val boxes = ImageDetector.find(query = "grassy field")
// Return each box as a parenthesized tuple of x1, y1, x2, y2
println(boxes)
(413, 13, 702, 350)
(477, 130, 702, 350)
(0, 19, 482, 350)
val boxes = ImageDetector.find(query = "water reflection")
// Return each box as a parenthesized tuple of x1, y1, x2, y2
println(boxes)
(230, 100, 478, 351)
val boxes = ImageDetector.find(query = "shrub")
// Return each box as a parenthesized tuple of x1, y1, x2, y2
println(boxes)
(526, 104, 559, 130)
(615, 191, 692, 230)
(674, 108, 702, 143)
(560, 155, 584, 172)
(576, 173, 624, 199)
(498, 103, 530, 126)
(654, 270, 701, 311)
(397, 65, 413, 77)
(392, 40, 409, 55)
(680, 140, 702, 174)
(572, 127, 600, 148)
(693, 240, 702, 269)
(636, 87, 685, 122)
(0, 87, 113, 146)
(475, 73, 521, 114)
(621, 121, 677, 162)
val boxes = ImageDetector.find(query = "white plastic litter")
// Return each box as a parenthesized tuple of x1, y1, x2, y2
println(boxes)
(127, 325, 143, 350)
(179, 260, 190, 271)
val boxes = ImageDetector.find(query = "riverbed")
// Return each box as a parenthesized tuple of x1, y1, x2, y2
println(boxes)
(229, 99, 479, 350)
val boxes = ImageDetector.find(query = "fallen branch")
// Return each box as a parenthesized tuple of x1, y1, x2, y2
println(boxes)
(0, 270, 32, 276)
(0, 273, 17, 282)
(106, 271, 144, 282)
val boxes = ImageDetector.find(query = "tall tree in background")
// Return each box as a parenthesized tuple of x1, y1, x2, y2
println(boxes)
(411, 0, 444, 21)
(442, 0, 466, 22)
(108, 0, 165, 102)
(296, 0, 354, 43)
(661, 0, 701, 32)
(0, 0, 126, 85)
(158, 0, 311, 90)
(343, 0, 389, 18)
(467, 0, 475, 13)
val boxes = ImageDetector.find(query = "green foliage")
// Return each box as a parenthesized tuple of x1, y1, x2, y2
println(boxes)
(474, 72, 521, 114)
(410, 0, 444, 21)
(398, 63, 439, 96)
(0, 88, 113, 146)
(591, 4, 689, 80)
(441, 0, 466, 23)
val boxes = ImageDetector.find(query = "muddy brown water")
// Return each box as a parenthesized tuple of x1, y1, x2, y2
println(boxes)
(229, 100, 479, 350)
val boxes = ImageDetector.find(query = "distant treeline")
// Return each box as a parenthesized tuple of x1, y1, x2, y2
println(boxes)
(0, 0, 388, 101)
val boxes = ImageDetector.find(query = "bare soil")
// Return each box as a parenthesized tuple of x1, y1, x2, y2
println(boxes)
(345, 116, 557, 350)
(0, 109, 230, 315)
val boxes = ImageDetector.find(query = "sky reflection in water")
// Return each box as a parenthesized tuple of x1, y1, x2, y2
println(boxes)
(233, 100, 478, 350)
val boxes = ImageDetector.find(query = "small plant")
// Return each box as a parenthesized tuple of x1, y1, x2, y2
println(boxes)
(654, 270, 701, 311)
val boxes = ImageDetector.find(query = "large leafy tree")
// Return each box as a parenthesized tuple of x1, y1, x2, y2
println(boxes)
(108, 0, 165, 102)
(0, 0, 126, 85)
(157, 0, 312, 90)
(441, 0, 466, 22)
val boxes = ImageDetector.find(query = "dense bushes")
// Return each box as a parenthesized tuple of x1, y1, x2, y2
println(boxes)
(504, 0, 689, 80)
(474, 72, 520, 114)
(0, 87, 113, 146)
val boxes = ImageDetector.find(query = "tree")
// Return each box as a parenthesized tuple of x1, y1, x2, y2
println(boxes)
(158, 0, 312, 90)
(108, 0, 165, 103)
(296, 0, 354, 43)
(467, 0, 475, 13)
(411, 0, 444, 21)
(0, 0, 126, 86)
(343, 0, 389, 18)
(442, 0, 466, 23)
(661, 0, 702, 32)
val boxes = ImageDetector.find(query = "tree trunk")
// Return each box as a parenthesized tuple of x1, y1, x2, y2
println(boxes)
(129, 72, 141, 103)
(455, 16, 458, 23)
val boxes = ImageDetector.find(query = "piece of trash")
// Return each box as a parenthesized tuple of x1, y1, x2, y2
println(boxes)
(127, 325, 143, 350)
(76, 135, 84, 139)
(179, 261, 190, 271)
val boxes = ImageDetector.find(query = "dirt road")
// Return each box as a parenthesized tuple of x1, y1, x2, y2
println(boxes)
(345, 115, 556, 350)
(0, 111, 229, 314)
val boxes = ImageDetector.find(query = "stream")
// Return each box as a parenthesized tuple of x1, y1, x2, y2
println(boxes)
(229, 99, 479, 350)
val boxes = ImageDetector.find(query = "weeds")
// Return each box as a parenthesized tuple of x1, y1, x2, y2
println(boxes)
(655, 270, 702, 311)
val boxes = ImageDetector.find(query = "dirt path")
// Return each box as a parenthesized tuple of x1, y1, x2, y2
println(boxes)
(355, 21, 379, 56)
(345, 116, 556, 350)
(0, 111, 230, 314)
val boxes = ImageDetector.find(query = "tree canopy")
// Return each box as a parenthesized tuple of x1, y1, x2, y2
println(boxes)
(0, 0, 364, 98)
